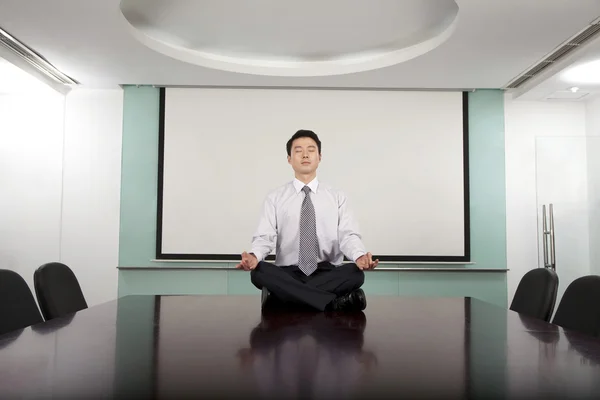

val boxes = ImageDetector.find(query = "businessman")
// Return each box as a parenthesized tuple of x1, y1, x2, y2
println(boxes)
(236, 129, 379, 312)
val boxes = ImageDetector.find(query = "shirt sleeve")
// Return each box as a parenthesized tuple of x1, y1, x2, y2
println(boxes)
(250, 195, 277, 262)
(337, 192, 366, 262)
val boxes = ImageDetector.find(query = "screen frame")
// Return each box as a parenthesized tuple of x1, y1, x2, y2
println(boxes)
(154, 87, 471, 263)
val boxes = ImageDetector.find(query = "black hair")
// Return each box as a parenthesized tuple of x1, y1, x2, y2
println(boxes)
(286, 129, 322, 156)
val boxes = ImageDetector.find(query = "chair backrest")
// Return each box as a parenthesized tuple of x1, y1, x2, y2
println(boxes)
(552, 275, 600, 337)
(34, 262, 88, 320)
(509, 268, 559, 321)
(0, 269, 44, 335)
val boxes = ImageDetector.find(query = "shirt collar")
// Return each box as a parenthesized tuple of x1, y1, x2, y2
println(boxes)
(293, 177, 319, 194)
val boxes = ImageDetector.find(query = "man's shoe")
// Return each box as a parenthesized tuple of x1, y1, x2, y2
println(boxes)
(328, 289, 366, 312)
(350, 289, 367, 311)
(327, 292, 352, 312)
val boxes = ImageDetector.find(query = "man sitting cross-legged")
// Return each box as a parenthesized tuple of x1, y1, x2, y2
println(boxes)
(236, 129, 378, 312)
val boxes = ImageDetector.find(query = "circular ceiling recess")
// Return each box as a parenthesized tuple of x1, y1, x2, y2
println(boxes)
(120, 0, 459, 77)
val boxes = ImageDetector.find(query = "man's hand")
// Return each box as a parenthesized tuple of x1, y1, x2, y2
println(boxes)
(236, 251, 258, 271)
(356, 252, 379, 270)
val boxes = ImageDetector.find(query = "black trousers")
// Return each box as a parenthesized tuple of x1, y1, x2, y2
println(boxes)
(250, 261, 365, 311)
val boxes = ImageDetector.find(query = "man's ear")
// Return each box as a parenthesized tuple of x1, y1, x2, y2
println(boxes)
(287, 155, 291, 164)
(319, 154, 322, 162)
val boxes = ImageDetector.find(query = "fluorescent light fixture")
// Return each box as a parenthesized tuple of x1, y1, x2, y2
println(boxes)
(563, 60, 600, 84)
(0, 26, 78, 86)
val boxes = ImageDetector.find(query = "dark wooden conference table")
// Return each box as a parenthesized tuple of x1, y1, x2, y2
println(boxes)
(1, 295, 600, 399)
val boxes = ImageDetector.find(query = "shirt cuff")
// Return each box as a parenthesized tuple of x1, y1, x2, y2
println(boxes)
(250, 251, 263, 262)
(352, 251, 366, 263)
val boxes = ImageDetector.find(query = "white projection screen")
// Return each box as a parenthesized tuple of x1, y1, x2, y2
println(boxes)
(157, 87, 470, 262)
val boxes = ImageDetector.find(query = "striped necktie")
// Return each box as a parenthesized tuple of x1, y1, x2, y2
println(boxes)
(298, 186, 319, 275)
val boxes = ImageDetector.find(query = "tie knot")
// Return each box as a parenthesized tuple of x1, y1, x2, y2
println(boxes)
(302, 186, 311, 195)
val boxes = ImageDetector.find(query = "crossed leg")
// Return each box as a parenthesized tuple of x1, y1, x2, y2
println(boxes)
(250, 261, 364, 311)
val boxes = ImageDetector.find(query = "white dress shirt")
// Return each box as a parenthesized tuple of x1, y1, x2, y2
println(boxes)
(251, 177, 366, 266)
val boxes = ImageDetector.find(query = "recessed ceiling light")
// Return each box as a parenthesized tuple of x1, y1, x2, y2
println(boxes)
(563, 60, 600, 84)
(570, 86, 580, 92)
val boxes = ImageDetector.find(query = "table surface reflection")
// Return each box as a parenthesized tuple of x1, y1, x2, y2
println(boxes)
(0, 295, 600, 399)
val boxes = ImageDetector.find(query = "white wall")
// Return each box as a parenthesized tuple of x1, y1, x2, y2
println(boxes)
(585, 96, 600, 276)
(0, 88, 65, 300)
(61, 89, 123, 306)
(0, 86, 122, 309)
(504, 96, 589, 310)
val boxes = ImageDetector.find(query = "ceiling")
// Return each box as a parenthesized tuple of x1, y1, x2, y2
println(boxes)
(1, 0, 600, 97)
(512, 30, 600, 101)
(119, 0, 460, 77)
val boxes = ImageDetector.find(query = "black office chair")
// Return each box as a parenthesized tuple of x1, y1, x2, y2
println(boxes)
(0, 269, 44, 335)
(552, 275, 600, 337)
(34, 262, 88, 320)
(509, 267, 559, 322)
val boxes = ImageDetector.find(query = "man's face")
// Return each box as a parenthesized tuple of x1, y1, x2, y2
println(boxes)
(288, 137, 321, 175)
